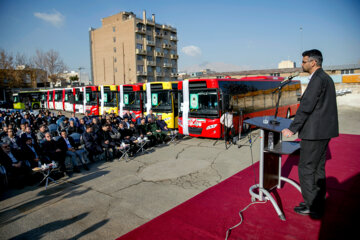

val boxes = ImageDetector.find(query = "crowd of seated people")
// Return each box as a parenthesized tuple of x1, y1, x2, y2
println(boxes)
(0, 109, 172, 190)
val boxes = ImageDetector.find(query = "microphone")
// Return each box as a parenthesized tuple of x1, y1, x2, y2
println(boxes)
(280, 71, 300, 84)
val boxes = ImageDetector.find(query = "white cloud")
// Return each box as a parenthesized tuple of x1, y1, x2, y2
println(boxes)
(34, 10, 65, 27)
(181, 45, 202, 57)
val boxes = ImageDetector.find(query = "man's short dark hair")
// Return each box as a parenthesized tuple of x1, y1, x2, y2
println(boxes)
(302, 49, 323, 67)
(85, 124, 92, 129)
(60, 130, 67, 134)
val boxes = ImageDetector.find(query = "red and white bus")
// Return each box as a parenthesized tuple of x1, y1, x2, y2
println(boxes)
(178, 77, 301, 139)
(119, 83, 144, 120)
(85, 86, 99, 115)
(74, 87, 86, 114)
(64, 88, 75, 113)
(47, 90, 55, 110)
(54, 89, 65, 111)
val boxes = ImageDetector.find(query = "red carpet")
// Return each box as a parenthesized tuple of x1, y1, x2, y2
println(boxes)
(117, 134, 360, 240)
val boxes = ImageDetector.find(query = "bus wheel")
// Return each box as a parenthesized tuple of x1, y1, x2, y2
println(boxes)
(286, 109, 291, 119)
(33, 104, 39, 109)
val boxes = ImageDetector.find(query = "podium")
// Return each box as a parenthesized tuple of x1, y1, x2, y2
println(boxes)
(244, 116, 301, 221)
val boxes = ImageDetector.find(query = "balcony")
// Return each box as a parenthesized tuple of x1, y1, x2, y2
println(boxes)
(135, 27, 146, 34)
(170, 36, 178, 41)
(162, 43, 172, 49)
(146, 40, 155, 46)
(155, 72, 164, 77)
(163, 63, 172, 68)
(147, 61, 156, 66)
(155, 51, 164, 57)
(155, 32, 163, 38)
(136, 49, 147, 55)
(170, 54, 178, 59)
(136, 71, 147, 76)
(146, 19, 155, 26)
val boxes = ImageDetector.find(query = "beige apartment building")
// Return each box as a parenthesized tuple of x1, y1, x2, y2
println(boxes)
(90, 11, 179, 85)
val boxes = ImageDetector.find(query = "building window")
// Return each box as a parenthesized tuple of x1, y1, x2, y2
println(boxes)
(136, 43, 143, 50)
(136, 34, 143, 40)
(147, 66, 153, 73)
(137, 55, 144, 61)
(113, 26, 116, 32)
(146, 26, 153, 31)
(137, 65, 144, 72)
(113, 47, 116, 53)
(164, 49, 169, 55)
(114, 68, 117, 72)
(156, 58, 161, 65)
(114, 57, 117, 62)
(147, 56, 153, 61)
(146, 35, 153, 41)
(148, 76, 154, 82)
(156, 66, 161, 73)
(171, 59, 177, 65)
(341, 69, 354, 74)
(147, 46, 153, 52)
(113, 37, 116, 42)
(270, 73, 280, 77)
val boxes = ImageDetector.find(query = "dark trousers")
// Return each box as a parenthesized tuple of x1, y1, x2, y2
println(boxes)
(224, 126, 235, 142)
(299, 139, 330, 212)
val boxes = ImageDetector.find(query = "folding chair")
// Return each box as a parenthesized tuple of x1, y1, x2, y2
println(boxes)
(135, 137, 151, 154)
(118, 142, 131, 161)
(168, 130, 179, 144)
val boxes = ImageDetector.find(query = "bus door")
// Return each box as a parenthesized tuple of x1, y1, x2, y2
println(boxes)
(85, 87, 99, 115)
(74, 87, 85, 114)
(100, 85, 118, 115)
(54, 90, 64, 110)
(64, 88, 75, 112)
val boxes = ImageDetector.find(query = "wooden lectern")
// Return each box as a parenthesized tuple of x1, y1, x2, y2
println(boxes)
(244, 116, 301, 221)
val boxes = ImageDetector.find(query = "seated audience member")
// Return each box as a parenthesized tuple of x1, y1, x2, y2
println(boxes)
(57, 111, 64, 118)
(0, 126, 8, 141)
(59, 117, 70, 132)
(16, 123, 26, 137)
(20, 126, 38, 147)
(82, 111, 91, 125)
(42, 132, 67, 173)
(82, 125, 103, 162)
(147, 117, 164, 144)
(3, 128, 21, 151)
(34, 113, 46, 129)
(21, 137, 45, 168)
(145, 109, 156, 123)
(48, 113, 58, 124)
(108, 124, 121, 142)
(91, 117, 101, 133)
(118, 122, 131, 142)
(58, 130, 89, 172)
(97, 124, 116, 161)
(0, 142, 32, 188)
(137, 118, 148, 139)
(122, 116, 130, 129)
(36, 124, 47, 143)
(69, 113, 80, 127)
(145, 118, 158, 146)
(67, 120, 81, 135)
(136, 113, 144, 125)
(78, 119, 86, 133)
(155, 115, 168, 143)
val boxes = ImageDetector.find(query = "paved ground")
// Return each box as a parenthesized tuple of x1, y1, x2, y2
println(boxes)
(1, 102, 359, 239)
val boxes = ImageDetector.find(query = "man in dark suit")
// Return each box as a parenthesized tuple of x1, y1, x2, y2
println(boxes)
(82, 125, 103, 162)
(282, 49, 339, 218)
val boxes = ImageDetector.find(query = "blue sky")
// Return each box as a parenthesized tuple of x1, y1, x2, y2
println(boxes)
(0, 0, 359, 76)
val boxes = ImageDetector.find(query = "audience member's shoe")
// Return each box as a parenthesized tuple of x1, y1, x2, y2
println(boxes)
(294, 206, 311, 215)
(73, 166, 81, 173)
(83, 164, 89, 171)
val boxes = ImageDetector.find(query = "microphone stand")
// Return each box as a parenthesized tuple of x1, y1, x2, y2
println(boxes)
(270, 81, 291, 125)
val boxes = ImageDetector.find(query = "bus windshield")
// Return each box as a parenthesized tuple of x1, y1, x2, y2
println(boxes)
(13, 95, 19, 103)
(188, 89, 219, 117)
(150, 90, 172, 112)
(123, 91, 141, 110)
(86, 91, 98, 105)
(103, 91, 118, 107)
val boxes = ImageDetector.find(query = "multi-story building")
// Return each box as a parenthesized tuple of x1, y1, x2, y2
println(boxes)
(89, 11, 179, 85)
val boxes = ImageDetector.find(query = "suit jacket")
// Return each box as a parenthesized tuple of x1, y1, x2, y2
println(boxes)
(57, 136, 77, 152)
(289, 68, 339, 140)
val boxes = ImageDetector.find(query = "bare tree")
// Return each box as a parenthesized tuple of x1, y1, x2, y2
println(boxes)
(0, 48, 14, 69)
(32, 49, 67, 84)
(15, 52, 31, 68)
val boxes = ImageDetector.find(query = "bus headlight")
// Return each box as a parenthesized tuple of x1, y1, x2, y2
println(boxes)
(206, 124, 217, 130)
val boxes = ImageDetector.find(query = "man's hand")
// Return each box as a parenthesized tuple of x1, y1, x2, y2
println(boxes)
(282, 128, 294, 138)
(13, 162, 22, 168)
